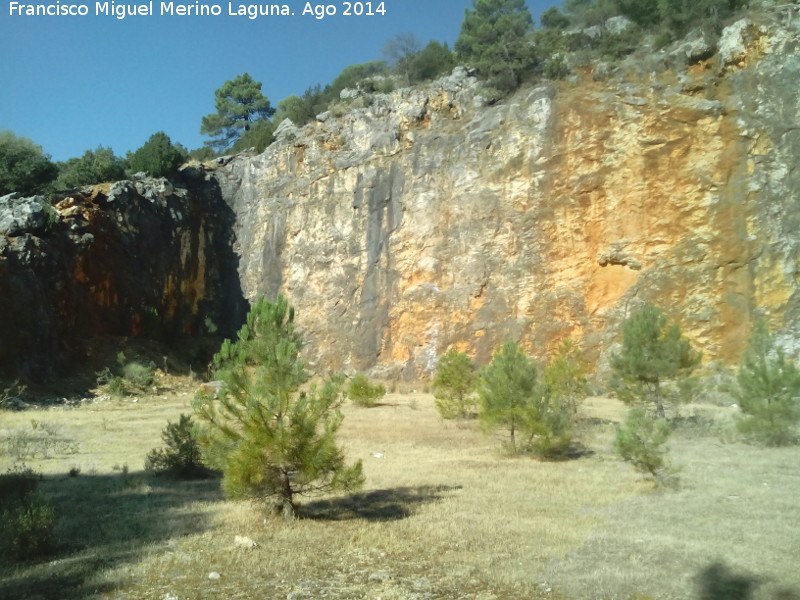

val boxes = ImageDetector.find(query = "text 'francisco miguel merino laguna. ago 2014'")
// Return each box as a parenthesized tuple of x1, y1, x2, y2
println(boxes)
(6, 1, 387, 19)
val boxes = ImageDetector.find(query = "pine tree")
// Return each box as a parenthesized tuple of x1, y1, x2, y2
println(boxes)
(127, 132, 185, 178)
(478, 341, 572, 457)
(543, 339, 589, 415)
(455, 0, 536, 93)
(193, 296, 364, 519)
(610, 304, 701, 418)
(346, 374, 386, 407)
(432, 349, 477, 419)
(201, 73, 275, 151)
(735, 318, 800, 446)
(614, 408, 673, 483)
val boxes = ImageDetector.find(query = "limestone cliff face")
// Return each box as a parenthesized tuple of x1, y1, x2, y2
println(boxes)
(0, 168, 246, 378)
(217, 13, 800, 378)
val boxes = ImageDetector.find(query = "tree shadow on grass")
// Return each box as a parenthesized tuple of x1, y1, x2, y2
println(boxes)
(696, 561, 800, 600)
(302, 485, 461, 522)
(0, 470, 222, 600)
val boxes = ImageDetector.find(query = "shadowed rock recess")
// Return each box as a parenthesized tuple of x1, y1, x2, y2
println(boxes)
(2, 15, 799, 380)
(0, 168, 247, 379)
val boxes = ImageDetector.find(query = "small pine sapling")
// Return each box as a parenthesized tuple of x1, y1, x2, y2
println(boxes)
(610, 303, 701, 418)
(346, 374, 386, 407)
(735, 318, 800, 446)
(145, 414, 209, 479)
(478, 341, 573, 457)
(432, 349, 477, 419)
(614, 408, 674, 485)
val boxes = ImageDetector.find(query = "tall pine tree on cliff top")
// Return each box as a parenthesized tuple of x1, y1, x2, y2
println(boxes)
(201, 73, 275, 151)
(455, 0, 535, 93)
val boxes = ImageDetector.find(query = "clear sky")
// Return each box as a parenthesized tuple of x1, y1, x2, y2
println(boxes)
(0, 0, 559, 162)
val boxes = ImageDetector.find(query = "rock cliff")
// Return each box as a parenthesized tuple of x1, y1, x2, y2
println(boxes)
(2, 12, 798, 381)
(216, 11, 800, 378)
(0, 168, 246, 379)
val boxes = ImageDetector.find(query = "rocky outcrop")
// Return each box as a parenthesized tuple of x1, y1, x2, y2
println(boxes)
(3, 14, 797, 382)
(0, 168, 246, 379)
(217, 13, 800, 378)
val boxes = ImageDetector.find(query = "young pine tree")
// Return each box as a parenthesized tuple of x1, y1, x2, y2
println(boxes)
(735, 318, 800, 446)
(432, 349, 477, 419)
(614, 408, 673, 484)
(610, 303, 701, 418)
(478, 341, 573, 457)
(193, 295, 364, 519)
(544, 339, 589, 415)
(346, 374, 386, 407)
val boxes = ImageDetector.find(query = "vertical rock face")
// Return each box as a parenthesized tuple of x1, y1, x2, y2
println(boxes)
(0, 167, 247, 379)
(2, 16, 797, 382)
(218, 16, 800, 378)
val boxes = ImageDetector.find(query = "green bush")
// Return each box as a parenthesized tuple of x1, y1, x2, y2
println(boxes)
(614, 408, 673, 484)
(478, 341, 574, 458)
(127, 131, 185, 178)
(0, 467, 57, 560)
(122, 361, 155, 389)
(347, 374, 386, 407)
(432, 349, 477, 419)
(735, 319, 800, 446)
(145, 414, 209, 478)
(193, 295, 364, 519)
(610, 303, 701, 418)
(0, 130, 58, 196)
(55, 146, 126, 189)
(455, 0, 536, 93)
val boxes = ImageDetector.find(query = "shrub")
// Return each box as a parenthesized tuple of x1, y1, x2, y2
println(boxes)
(347, 374, 386, 407)
(0, 130, 58, 196)
(614, 408, 673, 484)
(122, 361, 155, 389)
(544, 339, 589, 415)
(432, 349, 477, 419)
(55, 146, 126, 189)
(478, 341, 574, 458)
(0, 379, 26, 410)
(0, 467, 57, 560)
(735, 319, 800, 446)
(145, 414, 209, 478)
(127, 132, 184, 178)
(455, 0, 536, 93)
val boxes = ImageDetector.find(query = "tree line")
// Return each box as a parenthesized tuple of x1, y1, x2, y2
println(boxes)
(2, 0, 757, 196)
(142, 296, 800, 523)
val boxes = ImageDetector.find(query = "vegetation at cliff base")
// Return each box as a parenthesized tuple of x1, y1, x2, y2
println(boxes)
(610, 303, 701, 418)
(192, 296, 364, 519)
(432, 349, 477, 419)
(346, 374, 386, 408)
(478, 341, 574, 458)
(735, 318, 800, 446)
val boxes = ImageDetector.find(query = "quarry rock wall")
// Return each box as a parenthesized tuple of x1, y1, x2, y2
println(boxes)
(217, 15, 800, 378)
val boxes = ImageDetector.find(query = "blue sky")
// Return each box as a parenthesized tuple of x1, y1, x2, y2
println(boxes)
(0, 0, 559, 161)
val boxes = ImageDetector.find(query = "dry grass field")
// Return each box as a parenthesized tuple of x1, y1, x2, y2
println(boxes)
(1, 379, 799, 600)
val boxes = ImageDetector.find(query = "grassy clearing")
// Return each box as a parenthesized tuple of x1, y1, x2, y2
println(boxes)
(1, 385, 798, 600)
